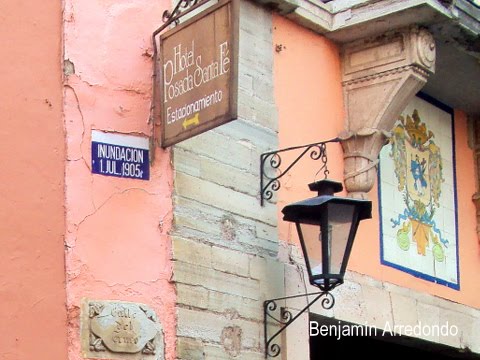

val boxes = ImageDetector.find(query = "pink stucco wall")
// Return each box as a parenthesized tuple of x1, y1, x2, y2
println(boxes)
(274, 15, 480, 308)
(0, 1, 68, 359)
(63, 1, 176, 359)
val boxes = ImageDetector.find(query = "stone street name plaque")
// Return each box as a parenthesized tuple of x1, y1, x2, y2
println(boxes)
(81, 299, 164, 360)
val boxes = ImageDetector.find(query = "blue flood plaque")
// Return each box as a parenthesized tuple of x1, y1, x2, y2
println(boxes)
(91, 130, 150, 180)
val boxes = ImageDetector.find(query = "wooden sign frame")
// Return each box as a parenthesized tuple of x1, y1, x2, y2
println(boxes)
(157, 0, 239, 147)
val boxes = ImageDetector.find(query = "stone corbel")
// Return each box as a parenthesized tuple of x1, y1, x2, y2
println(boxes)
(340, 26, 436, 198)
(339, 128, 390, 199)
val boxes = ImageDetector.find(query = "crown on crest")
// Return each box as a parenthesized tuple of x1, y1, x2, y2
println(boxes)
(401, 109, 433, 146)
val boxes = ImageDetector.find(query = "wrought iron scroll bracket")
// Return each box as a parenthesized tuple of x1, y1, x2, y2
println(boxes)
(160, 0, 213, 28)
(260, 138, 340, 206)
(264, 291, 335, 358)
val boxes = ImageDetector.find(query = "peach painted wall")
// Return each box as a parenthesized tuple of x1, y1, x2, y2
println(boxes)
(274, 15, 480, 308)
(0, 1, 68, 359)
(273, 16, 346, 243)
(63, 1, 176, 359)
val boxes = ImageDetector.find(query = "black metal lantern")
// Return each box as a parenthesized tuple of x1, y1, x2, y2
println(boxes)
(282, 179, 372, 292)
(260, 140, 373, 358)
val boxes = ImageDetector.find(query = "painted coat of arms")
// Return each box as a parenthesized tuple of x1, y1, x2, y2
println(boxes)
(379, 96, 458, 289)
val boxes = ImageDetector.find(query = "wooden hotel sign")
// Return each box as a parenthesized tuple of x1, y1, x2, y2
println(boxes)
(158, 0, 239, 147)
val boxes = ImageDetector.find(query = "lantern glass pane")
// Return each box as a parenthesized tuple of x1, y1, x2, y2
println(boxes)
(328, 203, 355, 275)
(299, 223, 322, 276)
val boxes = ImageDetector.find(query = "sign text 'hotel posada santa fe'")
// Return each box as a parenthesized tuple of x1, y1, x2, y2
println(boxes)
(158, 0, 239, 147)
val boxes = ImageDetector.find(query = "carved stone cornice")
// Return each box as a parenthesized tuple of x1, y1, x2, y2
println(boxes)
(340, 26, 436, 198)
(342, 64, 430, 87)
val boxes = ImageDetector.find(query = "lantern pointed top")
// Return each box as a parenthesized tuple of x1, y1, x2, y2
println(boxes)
(308, 179, 343, 196)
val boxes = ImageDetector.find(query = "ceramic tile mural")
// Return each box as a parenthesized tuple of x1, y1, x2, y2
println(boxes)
(379, 95, 459, 289)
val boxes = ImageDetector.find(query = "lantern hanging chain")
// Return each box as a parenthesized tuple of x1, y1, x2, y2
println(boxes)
(313, 142, 330, 182)
(321, 142, 329, 178)
(260, 137, 340, 206)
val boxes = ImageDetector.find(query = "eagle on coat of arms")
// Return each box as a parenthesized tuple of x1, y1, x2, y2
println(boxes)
(389, 109, 448, 262)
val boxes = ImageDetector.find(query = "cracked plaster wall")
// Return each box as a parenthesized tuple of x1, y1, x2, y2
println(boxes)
(63, 1, 176, 359)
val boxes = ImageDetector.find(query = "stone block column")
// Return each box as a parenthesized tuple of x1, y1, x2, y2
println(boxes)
(340, 27, 436, 198)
